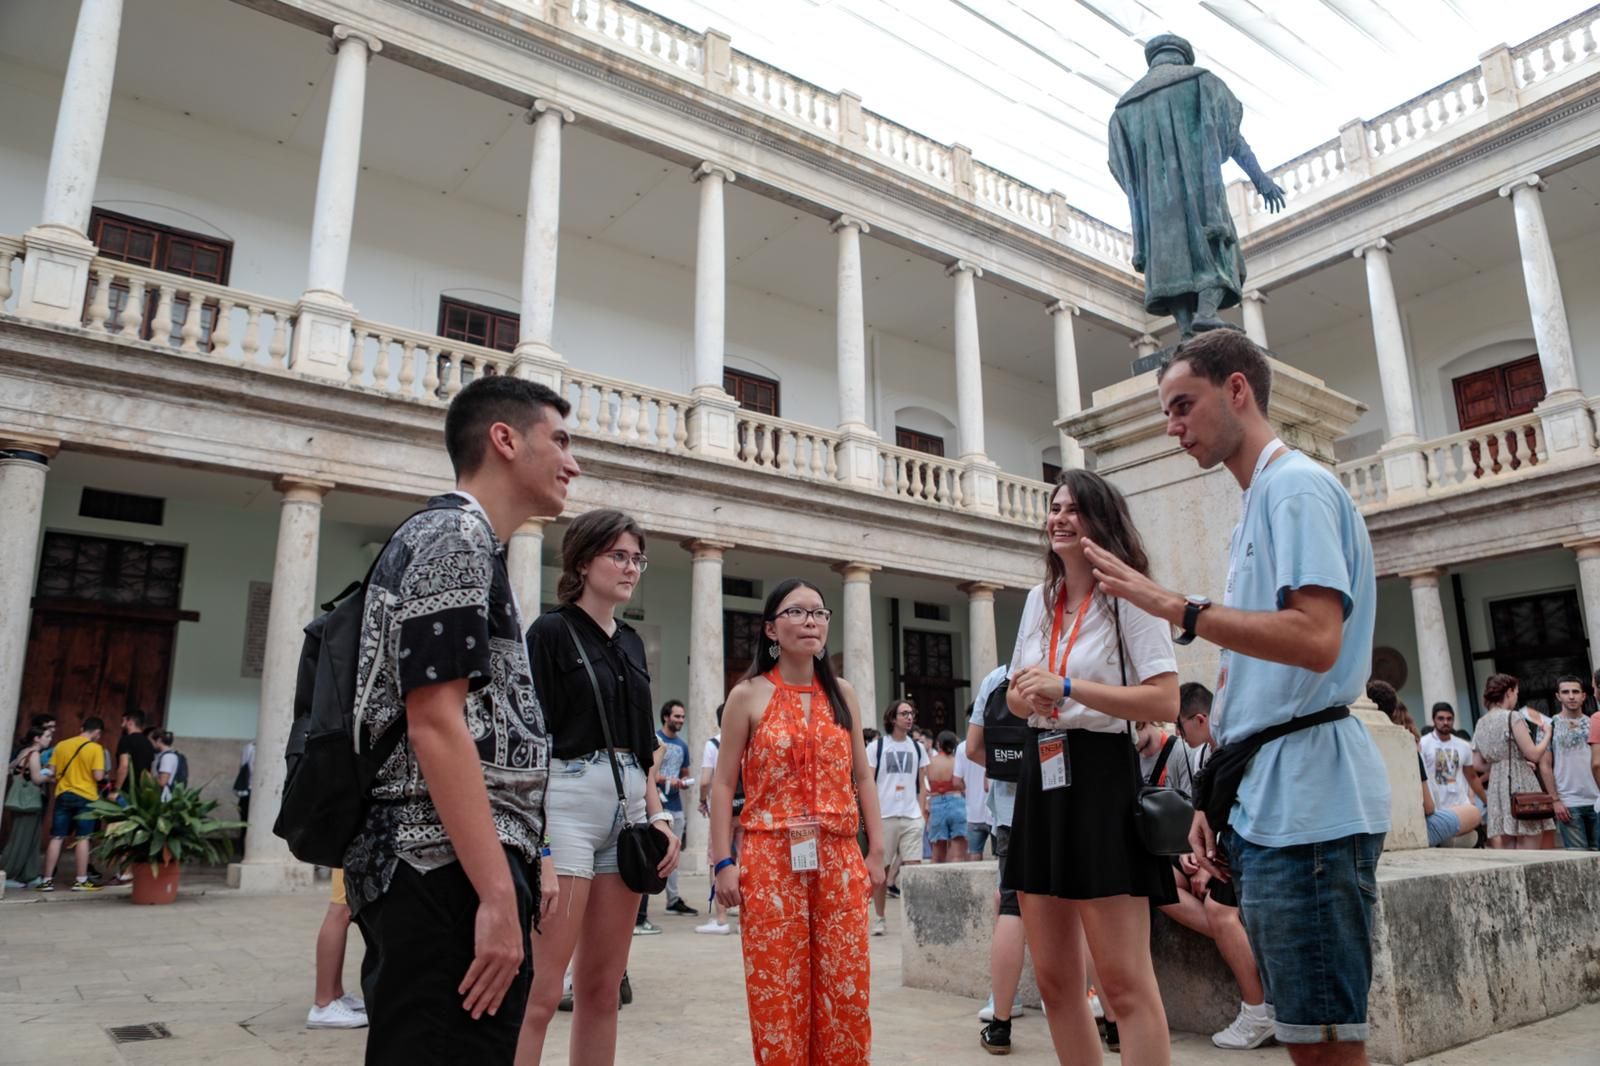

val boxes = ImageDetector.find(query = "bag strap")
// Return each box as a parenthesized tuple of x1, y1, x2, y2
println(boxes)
(55, 738, 88, 784)
(557, 614, 632, 820)
(1151, 735, 1177, 786)
(1110, 597, 1195, 793)
(873, 735, 884, 780)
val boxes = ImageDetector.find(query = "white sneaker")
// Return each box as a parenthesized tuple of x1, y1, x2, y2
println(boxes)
(978, 994, 1025, 1021)
(1212, 1002, 1275, 1050)
(1089, 992, 1103, 1019)
(695, 920, 732, 935)
(307, 999, 368, 1029)
(337, 994, 366, 1014)
(871, 916, 887, 937)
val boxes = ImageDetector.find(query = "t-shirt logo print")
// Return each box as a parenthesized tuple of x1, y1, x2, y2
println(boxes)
(883, 751, 917, 775)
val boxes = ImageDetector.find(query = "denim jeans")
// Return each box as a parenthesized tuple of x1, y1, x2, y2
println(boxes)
(1557, 805, 1600, 850)
(1226, 829, 1385, 1044)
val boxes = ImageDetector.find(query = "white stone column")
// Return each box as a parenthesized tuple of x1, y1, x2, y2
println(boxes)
(1047, 300, 1084, 470)
(835, 563, 879, 723)
(512, 100, 575, 388)
(230, 477, 332, 893)
(16, 0, 123, 325)
(833, 215, 879, 488)
(1241, 290, 1269, 348)
(0, 438, 57, 816)
(1353, 239, 1428, 501)
(1499, 174, 1596, 464)
(949, 260, 998, 513)
(1567, 540, 1600, 646)
(1404, 568, 1457, 718)
(960, 582, 1002, 708)
(507, 517, 549, 623)
(682, 539, 732, 870)
(686, 164, 740, 459)
(290, 26, 382, 381)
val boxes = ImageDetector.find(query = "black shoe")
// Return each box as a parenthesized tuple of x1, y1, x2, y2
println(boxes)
(980, 1019, 1012, 1055)
(665, 898, 699, 916)
(886, 885, 901, 899)
(557, 991, 573, 1012)
(1102, 1020, 1120, 1053)
(619, 972, 632, 1006)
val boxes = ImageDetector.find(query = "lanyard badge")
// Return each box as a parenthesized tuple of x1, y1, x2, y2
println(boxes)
(1044, 588, 1095, 719)
(788, 819, 820, 872)
(1038, 731, 1071, 791)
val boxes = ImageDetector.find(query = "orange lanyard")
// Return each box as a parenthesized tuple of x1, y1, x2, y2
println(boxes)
(1047, 588, 1095, 677)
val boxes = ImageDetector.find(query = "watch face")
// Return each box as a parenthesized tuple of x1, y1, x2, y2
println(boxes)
(1187, 595, 1210, 607)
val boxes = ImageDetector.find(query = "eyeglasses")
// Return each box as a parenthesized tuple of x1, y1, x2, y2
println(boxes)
(602, 551, 649, 573)
(775, 606, 832, 623)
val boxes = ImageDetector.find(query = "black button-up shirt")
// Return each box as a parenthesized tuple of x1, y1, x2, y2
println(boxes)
(527, 603, 657, 761)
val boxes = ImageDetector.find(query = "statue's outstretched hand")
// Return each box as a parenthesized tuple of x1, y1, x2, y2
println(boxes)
(1257, 178, 1287, 213)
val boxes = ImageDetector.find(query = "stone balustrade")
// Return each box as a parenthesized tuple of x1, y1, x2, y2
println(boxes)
(971, 162, 1053, 232)
(728, 53, 839, 136)
(861, 110, 954, 185)
(1337, 408, 1570, 510)
(568, 0, 703, 77)
(82, 257, 299, 367)
(1239, 7, 1600, 223)
(17, 240, 1058, 526)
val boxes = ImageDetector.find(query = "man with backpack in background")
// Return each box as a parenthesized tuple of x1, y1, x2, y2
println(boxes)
(338, 376, 579, 1064)
(867, 699, 926, 936)
(151, 731, 186, 800)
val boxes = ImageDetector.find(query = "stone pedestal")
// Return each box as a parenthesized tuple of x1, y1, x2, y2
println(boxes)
(961, 457, 1000, 516)
(686, 389, 741, 460)
(1353, 703, 1426, 850)
(834, 428, 881, 490)
(1535, 391, 1598, 466)
(289, 292, 358, 381)
(898, 862, 1040, 1007)
(510, 342, 566, 390)
(15, 226, 96, 326)
(0, 437, 58, 820)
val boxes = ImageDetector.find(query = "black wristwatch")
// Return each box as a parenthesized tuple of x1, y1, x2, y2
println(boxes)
(1175, 595, 1211, 646)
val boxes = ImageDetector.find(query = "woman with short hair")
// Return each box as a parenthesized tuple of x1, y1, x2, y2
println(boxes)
(518, 509, 680, 1065)
(1004, 469, 1179, 1066)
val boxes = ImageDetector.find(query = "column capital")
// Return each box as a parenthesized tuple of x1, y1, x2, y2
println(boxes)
(830, 214, 871, 235)
(833, 561, 881, 581)
(1242, 289, 1268, 305)
(528, 98, 576, 125)
(330, 24, 383, 56)
(1498, 173, 1544, 198)
(1399, 566, 1446, 586)
(682, 538, 735, 560)
(692, 161, 735, 184)
(514, 516, 552, 537)
(1563, 538, 1600, 560)
(0, 433, 62, 460)
(1130, 333, 1160, 352)
(274, 476, 335, 500)
(1045, 299, 1080, 318)
(1352, 237, 1393, 259)
(945, 259, 983, 279)
(958, 580, 1003, 598)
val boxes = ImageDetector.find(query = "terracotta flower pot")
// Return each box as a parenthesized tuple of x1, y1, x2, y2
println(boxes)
(130, 861, 180, 905)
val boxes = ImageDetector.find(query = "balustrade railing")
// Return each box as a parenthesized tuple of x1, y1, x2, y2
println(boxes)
(82, 258, 298, 367)
(1337, 411, 1549, 508)
(995, 472, 1052, 525)
(0, 235, 22, 314)
(1058, 206, 1134, 265)
(1513, 10, 1600, 87)
(972, 163, 1052, 233)
(564, 369, 692, 452)
(568, 0, 702, 75)
(862, 112, 954, 186)
(732, 411, 840, 482)
(728, 55, 838, 137)
(879, 444, 966, 509)
(348, 322, 511, 402)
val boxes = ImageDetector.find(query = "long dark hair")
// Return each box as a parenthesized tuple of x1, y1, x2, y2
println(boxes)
(741, 578, 852, 730)
(557, 509, 645, 604)
(1043, 469, 1150, 613)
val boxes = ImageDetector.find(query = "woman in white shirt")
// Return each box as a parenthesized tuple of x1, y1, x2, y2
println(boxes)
(1004, 469, 1179, 1066)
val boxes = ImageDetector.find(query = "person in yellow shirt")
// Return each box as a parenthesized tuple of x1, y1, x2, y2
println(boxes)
(41, 716, 107, 892)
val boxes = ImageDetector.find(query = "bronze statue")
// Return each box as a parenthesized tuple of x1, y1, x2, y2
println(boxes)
(1108, 34, 1285, 339)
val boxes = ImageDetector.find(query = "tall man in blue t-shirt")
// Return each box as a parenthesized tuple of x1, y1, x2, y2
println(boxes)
(1085, 330, 1389, 1065)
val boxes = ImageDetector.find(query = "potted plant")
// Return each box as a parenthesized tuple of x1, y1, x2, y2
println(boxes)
(88, 775, 246, 904)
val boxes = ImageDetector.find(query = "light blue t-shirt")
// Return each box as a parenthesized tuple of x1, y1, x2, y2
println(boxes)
(1212, 451, 1391, 848)
(971, 665, 1017, 828)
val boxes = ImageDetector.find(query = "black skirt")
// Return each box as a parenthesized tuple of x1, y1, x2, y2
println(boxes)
(1000, 728, 1178, 904)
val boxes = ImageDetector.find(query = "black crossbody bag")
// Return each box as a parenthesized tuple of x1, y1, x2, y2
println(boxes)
(1110, 602, 1194, 855)
(1192, 705, 1350, 837)
(557, 616, 669, 895)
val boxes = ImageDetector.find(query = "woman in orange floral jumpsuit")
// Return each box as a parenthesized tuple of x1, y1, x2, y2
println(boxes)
(711, 578, 885, 1066)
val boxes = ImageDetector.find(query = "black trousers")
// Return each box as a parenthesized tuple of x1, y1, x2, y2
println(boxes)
(355, 847, 535, 1065)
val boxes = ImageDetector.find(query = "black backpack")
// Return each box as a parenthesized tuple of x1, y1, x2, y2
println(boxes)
(170, 750, 189, 787)
(272, 508, 439, 866)
(980, 680, 1031, 783)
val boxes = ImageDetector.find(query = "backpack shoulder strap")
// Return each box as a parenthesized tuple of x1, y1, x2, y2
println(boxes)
(873, 736, 884, 780)
(1151, 734, 1177, 786)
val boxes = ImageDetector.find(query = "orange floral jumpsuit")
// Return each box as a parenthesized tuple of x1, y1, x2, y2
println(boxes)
(737, 670, 871, 1065)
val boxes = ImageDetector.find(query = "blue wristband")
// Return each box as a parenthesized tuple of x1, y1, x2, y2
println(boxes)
(1061, 676, 1072, 700)
(540, 847, 552, 858)
(713, 857, 736, 875)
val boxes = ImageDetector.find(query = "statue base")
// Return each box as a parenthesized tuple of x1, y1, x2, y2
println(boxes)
(1128, 321, 1247, 377)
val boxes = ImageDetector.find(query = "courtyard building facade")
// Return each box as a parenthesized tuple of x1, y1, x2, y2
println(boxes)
(1, 0, 1598, 889)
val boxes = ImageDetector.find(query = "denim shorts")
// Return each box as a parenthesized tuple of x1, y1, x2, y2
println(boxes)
(50, 791, 97, 839)
(1425, 808, 1461, 848)
(1226, 829, 1385, 1044)
(927, 792, 967, 843)
(545, 752, 647, 880)
(966, 820, 993, 858)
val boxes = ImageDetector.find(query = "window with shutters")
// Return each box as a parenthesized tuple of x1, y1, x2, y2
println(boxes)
(894, 428, 945, 456)
(1042, 461, 1062, 483)
(724, 369, 780, 416)
(88, 209, 233, 345)
(437, 297, 520, 354)
(1451, 355, 1546, 431)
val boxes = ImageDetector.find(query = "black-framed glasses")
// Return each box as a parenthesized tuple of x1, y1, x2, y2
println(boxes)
(775, 606, 832, 623)
(602, 550, 648, 573)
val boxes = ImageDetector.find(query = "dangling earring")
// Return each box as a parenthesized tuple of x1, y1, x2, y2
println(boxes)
(768, 642, 780, 659)
(814, 649, 825, 662)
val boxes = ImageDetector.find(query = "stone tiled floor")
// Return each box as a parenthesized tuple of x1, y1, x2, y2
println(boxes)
(2, 870, 1596, 1065)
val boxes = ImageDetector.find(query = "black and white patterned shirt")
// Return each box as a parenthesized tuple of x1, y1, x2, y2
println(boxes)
(343, 494, 548, 914)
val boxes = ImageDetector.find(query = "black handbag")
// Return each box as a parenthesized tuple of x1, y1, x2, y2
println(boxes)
(1112, 601, 1195, 856)
(558, 616, 670, 894)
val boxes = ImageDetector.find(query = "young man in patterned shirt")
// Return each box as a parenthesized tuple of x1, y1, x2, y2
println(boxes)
(343, 375, 580, 1064)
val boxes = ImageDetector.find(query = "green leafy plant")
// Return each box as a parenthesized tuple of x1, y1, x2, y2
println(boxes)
(88, 773, 247, 874)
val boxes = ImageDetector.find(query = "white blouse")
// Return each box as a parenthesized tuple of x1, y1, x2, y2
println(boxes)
(1007, 583, 1178, 733)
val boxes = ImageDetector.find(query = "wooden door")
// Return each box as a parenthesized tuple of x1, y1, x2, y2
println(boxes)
(723, 610, 765, 696)
(16, 608, 177, 764)
(902, 630, 959, 735)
